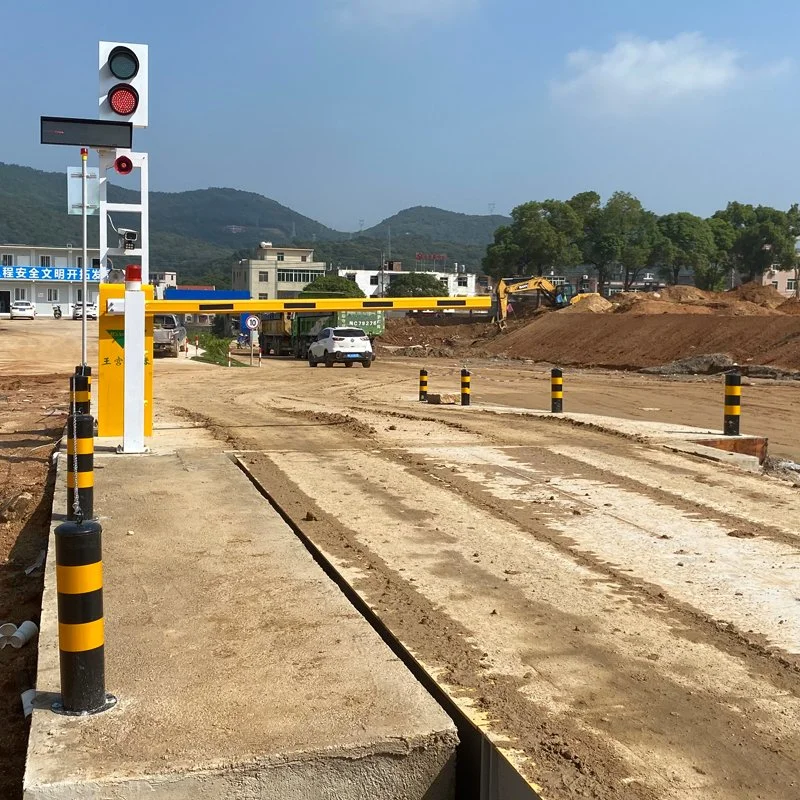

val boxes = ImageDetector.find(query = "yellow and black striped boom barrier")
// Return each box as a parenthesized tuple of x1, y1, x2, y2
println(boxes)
(724, 371, 741, 436)
(53, 518, 115, 714)
(551, 368, 563, 413)
(145, 295, 492, 315)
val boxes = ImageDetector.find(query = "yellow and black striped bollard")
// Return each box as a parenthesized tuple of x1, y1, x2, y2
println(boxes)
(70, 374, 91, 415)
(461, 369, 471, 406)
(67, 413, 94, 522)
(419, 369, 428, 402)
(53, 518, 115, 714)
(551, 368, 563, 413)
(724, 371, 741, 436)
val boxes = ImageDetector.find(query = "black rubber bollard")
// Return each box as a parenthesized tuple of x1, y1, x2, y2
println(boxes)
(551, 368, 563, 413)
(724, 372, 741, 436)
(419, 369, 428, 402)
(67, 413, 94, 522)
(53, 519, 115, 715)
(461, 369, 471, 406)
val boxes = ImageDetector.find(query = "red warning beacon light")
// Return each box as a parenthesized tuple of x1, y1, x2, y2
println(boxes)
(114, 155, 133, 175)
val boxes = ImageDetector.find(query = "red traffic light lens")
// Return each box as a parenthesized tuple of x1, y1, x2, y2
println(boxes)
(109, 84, 139, 116)
(114, 156, 133, 175)
(108, 46, 139, 80)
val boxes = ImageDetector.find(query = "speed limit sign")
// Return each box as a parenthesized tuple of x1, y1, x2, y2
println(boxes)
(245, 315, 259, 331)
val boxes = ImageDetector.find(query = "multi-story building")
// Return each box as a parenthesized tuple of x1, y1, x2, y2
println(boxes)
(231, 243, 326, 299)
(335, 265, 477, 297)
(762, 266, 798, 298)
(0, 244, 101, 316)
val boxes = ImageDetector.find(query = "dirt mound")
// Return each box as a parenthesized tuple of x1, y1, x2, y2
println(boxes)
(615, 300, 714, 315)
(778, 297, 800, 315)
(657, 285, 715, 303)
(482, 314, 800, 369)
(640, 353, 736, 375)
(725, 281, 786, 309)
(707, 300, 781, 317)
(561, 295, 612, 314)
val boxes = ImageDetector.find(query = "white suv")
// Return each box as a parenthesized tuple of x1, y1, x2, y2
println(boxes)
(308, 327, 373, 368)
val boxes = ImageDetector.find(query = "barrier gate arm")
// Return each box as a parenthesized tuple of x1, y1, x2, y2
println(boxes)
(98, 293, 492, 444)
(144, 296, 492, 314)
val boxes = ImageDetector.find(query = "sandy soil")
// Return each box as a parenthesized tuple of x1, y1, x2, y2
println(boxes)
(0, 319, 88, 799)
(4, 317, 800, 799)
(0, 376, 67, 800)
(155, 354, 800, 800)
(381, 283, 800, 369)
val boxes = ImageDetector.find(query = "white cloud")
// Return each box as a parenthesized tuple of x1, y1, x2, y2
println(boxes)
(334, 0, 478, 28)
(552, 33, 789, 115)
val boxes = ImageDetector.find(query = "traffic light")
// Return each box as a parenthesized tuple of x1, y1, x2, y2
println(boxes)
(99, 42, 148, 128)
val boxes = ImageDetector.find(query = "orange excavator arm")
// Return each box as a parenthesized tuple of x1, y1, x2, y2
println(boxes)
(494, 277, 561, 329)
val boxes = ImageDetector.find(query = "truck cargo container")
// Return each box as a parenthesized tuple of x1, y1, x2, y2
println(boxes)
(260, 311, 385, 358)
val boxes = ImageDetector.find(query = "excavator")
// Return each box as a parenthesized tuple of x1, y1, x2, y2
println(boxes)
(493, 276, 598, 329)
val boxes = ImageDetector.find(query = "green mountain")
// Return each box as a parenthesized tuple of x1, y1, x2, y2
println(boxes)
(362, 206, 510, 246)
(0, 162, 507, 286)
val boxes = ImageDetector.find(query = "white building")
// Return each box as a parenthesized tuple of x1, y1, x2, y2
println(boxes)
(335, 266, 477, 297)
(762, 266, 798, 298)
(231, 242, 327, 299)
(0, 245, 101, 317)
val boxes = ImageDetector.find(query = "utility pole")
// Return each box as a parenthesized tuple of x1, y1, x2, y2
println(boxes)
(387, 225, 392, 261)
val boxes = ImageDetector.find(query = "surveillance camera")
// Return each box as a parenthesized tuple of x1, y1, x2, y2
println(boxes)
(118, 228, 138, 251)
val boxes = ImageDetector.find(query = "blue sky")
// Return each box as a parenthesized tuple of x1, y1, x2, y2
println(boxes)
(2, 0, 799, 230)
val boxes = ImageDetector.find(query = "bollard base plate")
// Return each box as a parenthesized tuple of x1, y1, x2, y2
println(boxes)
(51, 693, 117, 717)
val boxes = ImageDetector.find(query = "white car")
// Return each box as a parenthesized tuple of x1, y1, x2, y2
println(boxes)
(10, 300, 36, 319)
(308, 327, 373, 368)
(73, 302, 98, 320)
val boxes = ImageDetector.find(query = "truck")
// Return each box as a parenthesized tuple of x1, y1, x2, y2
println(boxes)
(153, 314, 187, 358)
(260, 311, 385, 359)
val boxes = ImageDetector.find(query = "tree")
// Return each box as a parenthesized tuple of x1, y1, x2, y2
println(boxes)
(713, 203, 795, 281)
(656, 212, 715, 285)
(300, 275, 365, 298)
(578, 191, 654, 290)
(696, 217, 736, 291)
(483, 200, 582, 278)
(385, 273, 447, 297)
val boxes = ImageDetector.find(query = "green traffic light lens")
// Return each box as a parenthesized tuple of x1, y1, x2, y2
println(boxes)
(108, 46, 139, 81)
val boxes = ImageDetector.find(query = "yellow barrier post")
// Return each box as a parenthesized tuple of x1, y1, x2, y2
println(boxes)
(551, 368, 563, 413)
(52, 518, 115, 715)
(461, 369, 471, 406)
(724, 372, 741, 436)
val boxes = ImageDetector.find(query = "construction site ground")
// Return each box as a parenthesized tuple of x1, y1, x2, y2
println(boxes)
(384, 283, 800, 372)
(2, 316, 800, 799)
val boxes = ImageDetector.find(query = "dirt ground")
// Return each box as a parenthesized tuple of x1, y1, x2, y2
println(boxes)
(4, 317, 800, 799)
(0, 362, 68, 799)
(382, 283, 800, 370)
(156, 352, 800, 800)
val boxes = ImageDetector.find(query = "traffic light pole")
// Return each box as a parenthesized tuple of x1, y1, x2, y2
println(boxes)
(81, 148, 88, 368)
(97, 149, 150, 454)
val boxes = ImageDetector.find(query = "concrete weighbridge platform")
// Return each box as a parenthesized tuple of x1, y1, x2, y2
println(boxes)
(24, 422, 457, 799)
